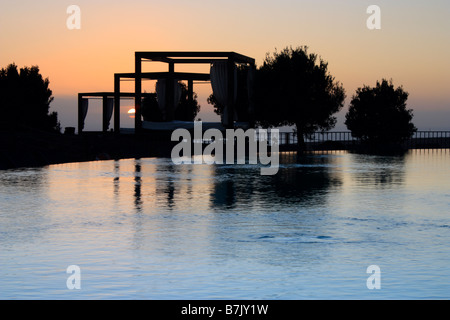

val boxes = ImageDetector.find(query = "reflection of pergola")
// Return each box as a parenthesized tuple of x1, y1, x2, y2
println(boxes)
(78, 51, 256, 134)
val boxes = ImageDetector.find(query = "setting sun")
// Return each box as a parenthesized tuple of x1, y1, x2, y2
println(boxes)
(127, 108, 135, 118)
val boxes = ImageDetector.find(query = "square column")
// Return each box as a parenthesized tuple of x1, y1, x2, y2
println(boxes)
(135, 54, 142, 133)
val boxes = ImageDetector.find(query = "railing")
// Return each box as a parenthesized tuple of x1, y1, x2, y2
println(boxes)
(407, 131, 450, 149)
(269, 131, 450, 150)
(144, 129, 450, 151)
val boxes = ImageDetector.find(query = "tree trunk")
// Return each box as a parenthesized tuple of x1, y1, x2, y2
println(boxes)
(295, 124, 306, 154)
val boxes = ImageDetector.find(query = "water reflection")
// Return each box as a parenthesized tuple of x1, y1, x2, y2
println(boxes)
(349, 153, 407, 188)
(270, 154, 343, 204)
(113, 160, 120, 201)
(0, 167, 49, 246)
(210, 167, 237, 209)
(108, 153, 347, 214)
(209, 153, 343, 210)
(2, 150, 450, 299)
(109, 152, 410, 213)
(155, 162, 177, 210)
(134, 159, 143, 212)
(104, 151, 438, 271)
(0, 167, 47, 191)
(204, 153, 347, 270)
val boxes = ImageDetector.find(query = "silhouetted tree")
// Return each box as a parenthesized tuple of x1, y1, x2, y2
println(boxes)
(141, 93, 162, 121)
(207, 93, 222, 117)
(345, 79, 416, 144)
(0, 63, 60, 132)
(174, 82, 201, 121)
(255, 46, 346, 151)
(142, 82, 200, 122)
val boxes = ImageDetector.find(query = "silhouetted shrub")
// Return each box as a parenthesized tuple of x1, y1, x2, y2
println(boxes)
(0, 63, 60, 132)
(345, 79, 416, 144)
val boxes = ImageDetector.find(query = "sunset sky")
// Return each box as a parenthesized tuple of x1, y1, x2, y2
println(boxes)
(1, 0, 449, 130)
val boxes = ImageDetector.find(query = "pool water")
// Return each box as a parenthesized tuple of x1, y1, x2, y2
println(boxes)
(1, 150, 449, 299)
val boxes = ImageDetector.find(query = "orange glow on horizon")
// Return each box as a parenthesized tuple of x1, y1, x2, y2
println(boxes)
(127, 108, 136, 118)
(1, 1, 449, 130)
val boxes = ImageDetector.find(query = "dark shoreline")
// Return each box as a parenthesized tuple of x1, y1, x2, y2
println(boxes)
(0, 128, 176, 170)
(2, 126, 449, 170)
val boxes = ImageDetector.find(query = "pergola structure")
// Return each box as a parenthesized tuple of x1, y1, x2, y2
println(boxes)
(78, 51, 256, 134)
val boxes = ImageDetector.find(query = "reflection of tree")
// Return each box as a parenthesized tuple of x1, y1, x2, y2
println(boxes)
(270, 165, 339, 205)
(350, 154, 406, 187)
(209, 154, 342, 209)
(262, 155, 342, 206)
(210, 169, 237, 209)
(207, 155, 342, 270)
(0, 168, 50, 244)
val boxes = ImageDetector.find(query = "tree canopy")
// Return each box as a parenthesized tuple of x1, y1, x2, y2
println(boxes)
(345, 79, 417, 144)
(254, 46, 346, 150)
(0, 63, 60, 132)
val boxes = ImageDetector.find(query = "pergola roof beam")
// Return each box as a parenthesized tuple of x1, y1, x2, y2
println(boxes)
(115, 72, 211, 81)
(135, 51, 255, 65)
